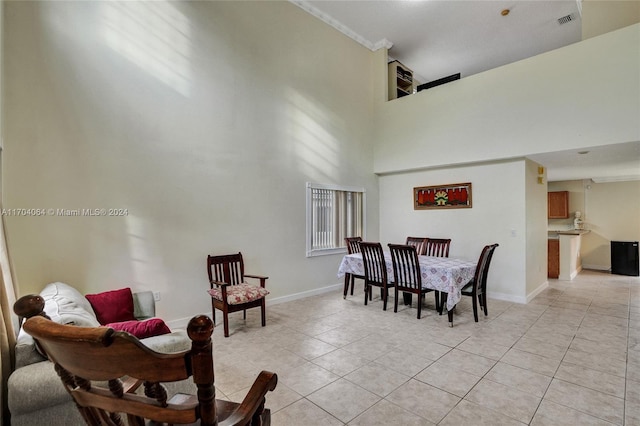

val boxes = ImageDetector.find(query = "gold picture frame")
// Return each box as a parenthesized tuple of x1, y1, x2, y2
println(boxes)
(414, 182, 472, 210)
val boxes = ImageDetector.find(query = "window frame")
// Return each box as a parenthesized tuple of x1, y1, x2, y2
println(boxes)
(305, 182, 366, 258)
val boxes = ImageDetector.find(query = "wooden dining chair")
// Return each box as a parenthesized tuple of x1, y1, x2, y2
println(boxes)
(461, 243, 499, 322)
(207, 252, 269, 337)
(344, 237, 366, 297)
(23, 314, 277, 426)
(405, 237, 428, 255)
(423, 238, 451, 310)
(388, 244, 437, 319)
(424, 238, 452, 257)
(359, 242, 394, 311)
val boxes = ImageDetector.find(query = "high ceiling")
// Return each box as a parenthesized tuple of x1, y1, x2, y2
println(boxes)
(302, 0, 582, 83)
(293, 0, 640, 182)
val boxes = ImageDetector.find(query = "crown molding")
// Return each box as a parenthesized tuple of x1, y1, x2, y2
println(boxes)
(290, 1, 393, 52)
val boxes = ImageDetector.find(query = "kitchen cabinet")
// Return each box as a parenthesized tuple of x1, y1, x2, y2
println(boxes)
(548, 191, 569, 219)
(548, 239, 559, 278)
(388, 61, 413, 100)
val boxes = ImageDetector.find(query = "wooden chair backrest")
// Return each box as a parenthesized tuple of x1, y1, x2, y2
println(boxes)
(424, 238, 452, 257)
(359, 242, 388, 286)
(344, 237, 363, 254)
(207, 252, 244, 287)
(405, 237, 428, 256)
(470, 244, 499, 294)
(24, 315, 216, 426)
(388, 244, 422, 291)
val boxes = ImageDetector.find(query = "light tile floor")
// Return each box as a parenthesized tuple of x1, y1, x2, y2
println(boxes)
(211, 270, 640, 425)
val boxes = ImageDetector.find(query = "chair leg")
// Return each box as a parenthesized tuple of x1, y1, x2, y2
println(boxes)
(394, 288, 399, 313)
(364, 284, 369, 306)
(478, 293, 488, 316)
(350, 275, 355, 296)
(243, 309, 246, 320)
(434, 291, 440, 313)
(343, 274, 350, 299)
(223, 309, 230, 337)
(417, 293, 422, 319)
(261, 299, 266, 327)
(382, 286, 388, 311)
(472, 295, 479, 322)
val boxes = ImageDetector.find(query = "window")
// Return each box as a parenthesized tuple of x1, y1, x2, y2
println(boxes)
(306, 183, 365, 257)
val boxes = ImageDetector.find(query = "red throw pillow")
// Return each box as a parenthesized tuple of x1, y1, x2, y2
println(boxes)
(107, 319, 171, 339)
(85, 288, 136, 325)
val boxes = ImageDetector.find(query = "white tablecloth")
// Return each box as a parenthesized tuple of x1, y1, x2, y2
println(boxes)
(337, 253, 477, 310)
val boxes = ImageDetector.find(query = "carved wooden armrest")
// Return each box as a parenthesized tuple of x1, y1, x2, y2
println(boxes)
(14, 294, 49, 326)
(218, 370, 277, 426)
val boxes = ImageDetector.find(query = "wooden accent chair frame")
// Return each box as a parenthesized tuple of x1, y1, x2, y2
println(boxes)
(461, 243, 499, 322)
(388, 244, 437, 319)
(21, 310, 277, 426)
(207, 253, 269, 338)
(343, 237, 366, 298)
(360, 242, 394, 311)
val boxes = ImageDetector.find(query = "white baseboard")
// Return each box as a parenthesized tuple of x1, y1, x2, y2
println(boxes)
(525, 280, 549, 303)
(267, 283, 343, 306)
(166, 315, 209, 331)
(487, 290, 527, 304)
(165, 283, 344, 331)
(582, 263, 610, 271)
(486, 279, 548, 305)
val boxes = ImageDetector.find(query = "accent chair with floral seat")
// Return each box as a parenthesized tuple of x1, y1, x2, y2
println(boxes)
(206, 252, 269, 337)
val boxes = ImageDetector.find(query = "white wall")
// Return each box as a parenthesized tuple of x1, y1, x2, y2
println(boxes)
(2, 1, 379, 323)
(374, 24, 639, 305)
(525, 159, 549, 298)
(373, 24, 640, 174)
(582, 1, 640, 39)
(378, 159, 532, 303)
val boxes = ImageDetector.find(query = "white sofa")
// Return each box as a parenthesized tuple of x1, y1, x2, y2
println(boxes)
(8, 282, 194, 426)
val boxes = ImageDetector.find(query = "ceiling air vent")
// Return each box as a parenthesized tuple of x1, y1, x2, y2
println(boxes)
(557, 14, 575, 25)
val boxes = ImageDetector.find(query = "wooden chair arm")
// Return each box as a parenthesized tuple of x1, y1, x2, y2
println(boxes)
(244, 274, 268, 280)
(218, 371, 277, 426)
(210, 280, 231, 287)
(244, 274, 269, 288)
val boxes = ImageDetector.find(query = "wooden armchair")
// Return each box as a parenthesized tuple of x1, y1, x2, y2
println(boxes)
(207, 253, 269, 338)
(22, 313, 277, 426)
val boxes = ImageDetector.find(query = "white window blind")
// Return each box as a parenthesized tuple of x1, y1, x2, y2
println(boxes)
(306, 183, 365, 257)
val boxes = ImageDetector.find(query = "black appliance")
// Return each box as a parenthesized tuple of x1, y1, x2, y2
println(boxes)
(611, 241, 639, 276)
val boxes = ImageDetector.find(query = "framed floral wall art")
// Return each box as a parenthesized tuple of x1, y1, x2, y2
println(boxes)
(414, 182, 472, 210)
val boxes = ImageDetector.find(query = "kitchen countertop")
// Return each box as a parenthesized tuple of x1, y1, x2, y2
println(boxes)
(548, 230, 590, 236)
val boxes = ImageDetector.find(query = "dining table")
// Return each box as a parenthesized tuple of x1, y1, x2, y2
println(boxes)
(337, 252, 477, 326)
